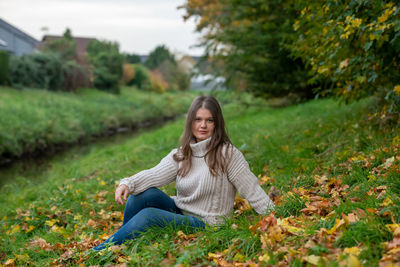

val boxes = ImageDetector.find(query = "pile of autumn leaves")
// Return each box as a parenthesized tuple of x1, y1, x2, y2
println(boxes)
(210, 136, 400, 266)
(2, 137, 400, 266)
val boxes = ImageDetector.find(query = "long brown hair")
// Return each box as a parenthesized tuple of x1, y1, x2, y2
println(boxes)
(173, 95, 232, 176)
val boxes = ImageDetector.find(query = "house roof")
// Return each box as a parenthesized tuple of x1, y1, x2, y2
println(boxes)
(0, 18, 39, 46)
(40, 35, 97, 58)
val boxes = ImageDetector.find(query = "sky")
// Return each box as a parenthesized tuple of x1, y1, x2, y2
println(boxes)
(0, 0, 204, 56)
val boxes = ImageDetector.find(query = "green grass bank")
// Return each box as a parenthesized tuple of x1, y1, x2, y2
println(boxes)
(0, 86, 198, 164)
(0, 97, 399, 266)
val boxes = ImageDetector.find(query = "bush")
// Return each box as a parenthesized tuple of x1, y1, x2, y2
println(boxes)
(10, 52, 64, 90)
(148, 70, 168, 93)
(124, 53, 141, 64)
(87, 40, 123, 93)
(156, 60, 190, 91)
(9, 52, 86, 91)
(291, 1, 400, 117)
(130, 64, 150, 90)
(145, 45, 176, 70)
(0, 50, 9, 85)
(123, 63, 135, 85)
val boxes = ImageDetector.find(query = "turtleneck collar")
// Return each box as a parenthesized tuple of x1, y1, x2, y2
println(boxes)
(190, 137, 211, 157)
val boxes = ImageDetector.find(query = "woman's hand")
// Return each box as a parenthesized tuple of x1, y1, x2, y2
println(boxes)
(115, 184, 129, 205)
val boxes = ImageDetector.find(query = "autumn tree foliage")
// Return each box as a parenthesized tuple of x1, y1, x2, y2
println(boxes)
(180, 0, 313, 98)
(145, 45, 190, 91)
(182, 0, 400, 117)
(291, 1, 400, 118)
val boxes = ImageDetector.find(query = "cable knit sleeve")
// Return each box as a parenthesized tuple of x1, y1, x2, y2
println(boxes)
(119, 148, 179, 195)
(227, 146, 275, 214)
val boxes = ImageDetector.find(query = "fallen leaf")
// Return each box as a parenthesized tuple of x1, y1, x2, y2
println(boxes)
(346, 254, 362, 267)
(29, 237, 52, 251)
(4, 258, 15, 267)
(258, 253, 270, 262)
(87, 219, 97, 227)
(305, 255, 320, 265)
(344, 247, 361, 256)
(14, 254, 29, 262)
(327, 219, 345, 235)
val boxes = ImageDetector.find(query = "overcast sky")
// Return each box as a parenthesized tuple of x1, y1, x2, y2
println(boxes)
(0, 0, 204, 56)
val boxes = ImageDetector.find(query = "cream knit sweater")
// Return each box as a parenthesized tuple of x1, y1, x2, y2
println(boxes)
(119, 138, 275, 225)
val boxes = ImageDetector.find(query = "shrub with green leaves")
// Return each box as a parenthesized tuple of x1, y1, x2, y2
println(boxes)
(9, 52, 84, 91)
(291, 1, 400, 116)
(87, 40, 123, 93)
(129, 64, 150, 90)
(145, 45, 176, 70)
(0, 50, 9, 85)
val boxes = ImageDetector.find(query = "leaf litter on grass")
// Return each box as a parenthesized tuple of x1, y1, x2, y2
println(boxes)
(1, 104, 400, 266)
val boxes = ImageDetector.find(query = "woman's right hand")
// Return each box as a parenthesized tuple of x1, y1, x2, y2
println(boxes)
(115, 184, 129, 205)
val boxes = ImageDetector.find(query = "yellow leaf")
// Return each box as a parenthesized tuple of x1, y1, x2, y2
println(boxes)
(45, 219, 58, 227)
(382, 196, 393, 207)
(344, 247, 360, 256)
(10, 225, 20, 234)
(208, 252, 223, 260)
(177, 230, 186, 238)
(100, 181, 106, 186)
(305, 255, 321, 265)
(385, 224, 400, 232)
(51, 225, 69, 238)
(14, 254, 30, 261)
(4, 258, 15, 266)
(258, 253, 270, 262)
(278, 218, 303, 234)
(117, 256, 128, 263)
(394, 85, 400, 95)
(25, 225, 35, 233)
(233, 252, 245, 262)
(347, 255, 362, 267)
(327, 219, 345, 234)
(388, 247, 400, 255)
(99, 233, 110, 240)
(24, 217, 30, 221)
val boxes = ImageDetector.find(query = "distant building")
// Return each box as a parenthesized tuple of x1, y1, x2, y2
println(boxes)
(191, 74, 225, 91)
(39, 35, 97, 64)
(0, 18, 39, 56)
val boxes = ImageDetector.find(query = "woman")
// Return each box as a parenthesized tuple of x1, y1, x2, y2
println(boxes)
(93, 96, 274, 250)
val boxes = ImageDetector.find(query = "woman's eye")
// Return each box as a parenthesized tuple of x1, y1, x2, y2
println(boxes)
(207, 119, 214, 123)
(195, 118, 201, 121)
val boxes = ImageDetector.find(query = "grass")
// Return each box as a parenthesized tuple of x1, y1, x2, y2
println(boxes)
(0, 95, 399, 266)
(0, 86, 199, 163)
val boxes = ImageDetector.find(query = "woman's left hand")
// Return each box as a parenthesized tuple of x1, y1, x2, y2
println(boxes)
(115, 184, 129, 205)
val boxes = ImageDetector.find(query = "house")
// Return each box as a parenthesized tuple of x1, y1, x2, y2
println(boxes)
(39, 35, 97, 64)
(0, 18, 39, 56)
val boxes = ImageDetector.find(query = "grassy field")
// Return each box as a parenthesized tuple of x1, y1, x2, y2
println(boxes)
(0, 86, 198, 164)
(0, 97, 399, 266)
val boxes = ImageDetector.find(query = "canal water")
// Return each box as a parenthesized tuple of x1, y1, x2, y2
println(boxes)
(0, 118, 180, 188)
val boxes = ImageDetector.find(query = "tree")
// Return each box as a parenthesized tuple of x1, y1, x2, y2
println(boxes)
(41, 28, 77, 61)
(124, 53, 142, 64)
(145, 45, 176, 70)
(291, 0, 400, 117)
(87, 40, 123, 93)
(180, 0, 313, 98)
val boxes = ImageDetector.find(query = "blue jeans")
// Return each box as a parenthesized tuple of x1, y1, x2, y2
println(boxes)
(93, 187, 205, 250)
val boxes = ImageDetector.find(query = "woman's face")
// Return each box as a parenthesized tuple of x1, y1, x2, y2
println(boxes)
(192, 108, 215, 142)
